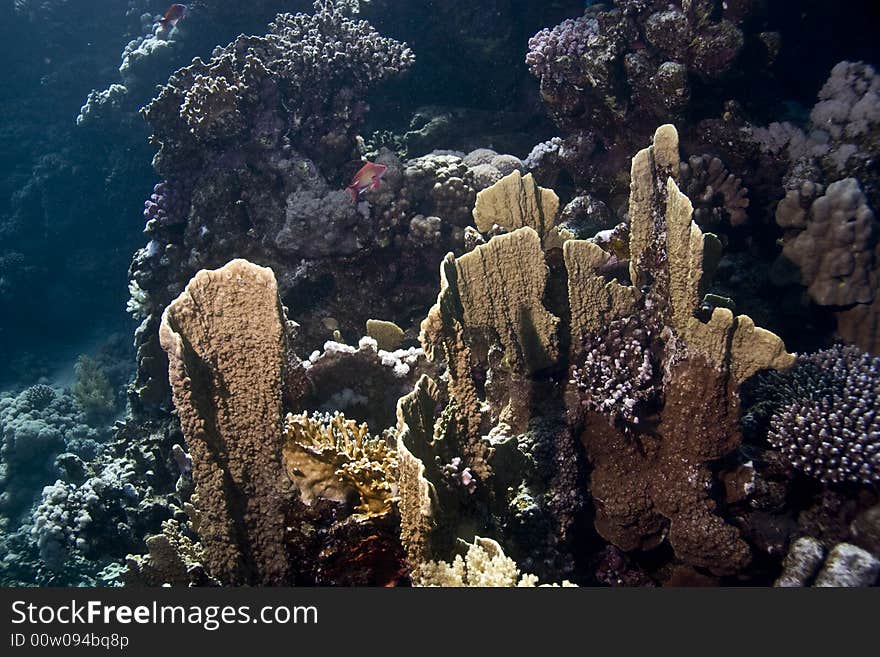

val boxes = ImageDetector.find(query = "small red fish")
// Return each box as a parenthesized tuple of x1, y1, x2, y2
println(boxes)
(346, 161, 387, 202)
(159, 4, 188, 29)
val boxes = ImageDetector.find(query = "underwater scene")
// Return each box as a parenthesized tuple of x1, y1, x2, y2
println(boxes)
(1, 0, 879, 588)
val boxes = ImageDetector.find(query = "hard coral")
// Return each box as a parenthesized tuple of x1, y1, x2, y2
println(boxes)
(525, 1, 768, 196)
(159, 259, 294, 585)
(282, 411, 398, 519)
(765, 345, 880, 486)
(397, 125, 792, 582)
(144, 0, 414, 174)
(778, 178, 877, 307)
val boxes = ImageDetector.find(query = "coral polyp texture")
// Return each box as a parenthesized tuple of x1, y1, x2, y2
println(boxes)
(524, 0, 774, 198)
(764, 345, 880, 486)
(159, 259, 294, 585)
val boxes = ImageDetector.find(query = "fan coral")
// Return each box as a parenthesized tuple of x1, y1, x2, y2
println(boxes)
(766, 345, 880, 485)
(397, 126, 792, 582)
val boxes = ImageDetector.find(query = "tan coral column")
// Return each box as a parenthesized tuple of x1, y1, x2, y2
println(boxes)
(159, 258, 293, 585)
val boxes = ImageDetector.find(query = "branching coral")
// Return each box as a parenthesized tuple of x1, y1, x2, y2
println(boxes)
(758, 345, 880, 486)
(414, 537, 572, 587)
(678, 154, 750, 231)
(71, 355, 117, 425)
(144, 0, 414, 174)
(524, 1, 771, 196)
(282, 411, 398, 519)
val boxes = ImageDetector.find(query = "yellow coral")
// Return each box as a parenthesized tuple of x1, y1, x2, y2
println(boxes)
(282, 411, 398, 519)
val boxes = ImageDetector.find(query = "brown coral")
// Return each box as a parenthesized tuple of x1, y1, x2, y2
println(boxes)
(564, 125, 793, 575)
(158, 259, 294, 585)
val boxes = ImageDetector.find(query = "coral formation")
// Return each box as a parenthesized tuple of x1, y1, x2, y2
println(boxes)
(414, 537, 572, 587)
(144, 1, 414, 174)
(395, 125, 793, 583)
(525, 1, 775, 196)
(776, 536, 880, 587)
(777, 178, 876, 307)
(5, 0, 880, 592)
(282, 411, 398, 519)
(71, 355, 118, 425)
(159, 259, 293, 585)
(759, 345, 880, 485)
(146, 259, 414, 586)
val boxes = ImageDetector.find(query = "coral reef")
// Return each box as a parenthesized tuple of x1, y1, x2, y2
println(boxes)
(394, 125, 793, 583)
(144, 1, 414, 175)
(0, 413, 184, 586)
(6, 0, 880, 591)
(0, 385, 103, 523)
(148, 259, 413, 586)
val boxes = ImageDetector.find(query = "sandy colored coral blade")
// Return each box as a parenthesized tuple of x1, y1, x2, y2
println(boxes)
(159, 258, 293, 585)
(395, 375, 441, 564)
(454, 227, 559, 374)
(564, 239, 636, 343)
(629, 124, 681, 286)
(472, 170, 560, 244)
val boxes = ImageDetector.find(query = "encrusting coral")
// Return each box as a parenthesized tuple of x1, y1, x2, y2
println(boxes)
(777, 178, 877, 307)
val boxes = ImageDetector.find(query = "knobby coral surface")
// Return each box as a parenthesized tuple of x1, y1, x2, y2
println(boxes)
(159, 259, 294, 585)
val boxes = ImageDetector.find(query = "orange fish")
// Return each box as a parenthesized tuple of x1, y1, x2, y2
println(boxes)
(346, 162, 387, 202)
(159, 4, 188, 29)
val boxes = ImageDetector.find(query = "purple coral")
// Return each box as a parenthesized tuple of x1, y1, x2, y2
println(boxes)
(142, 181, 188, 234)
(569, 316, 657, 426)
(144, 0, 415, 174)
(525, 15, 594, 85)
(442, 457, 477, 494)
(767, 345, 880, 486)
